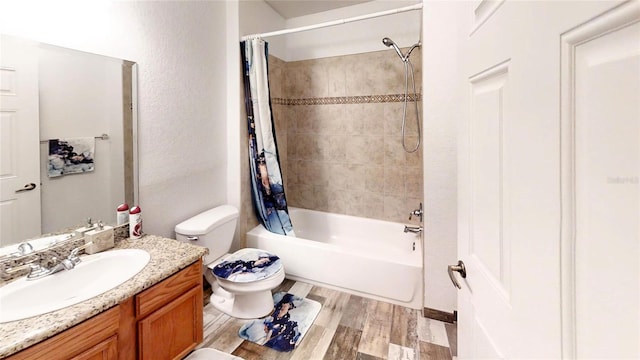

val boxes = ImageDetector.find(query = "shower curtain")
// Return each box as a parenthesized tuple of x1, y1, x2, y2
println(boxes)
(241, 39, 295, 236)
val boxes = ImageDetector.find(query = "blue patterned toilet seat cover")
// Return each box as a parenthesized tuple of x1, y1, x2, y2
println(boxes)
(212, 249, 282, 283)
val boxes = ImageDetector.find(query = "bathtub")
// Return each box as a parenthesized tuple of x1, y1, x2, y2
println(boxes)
(246, 207, 423, 309)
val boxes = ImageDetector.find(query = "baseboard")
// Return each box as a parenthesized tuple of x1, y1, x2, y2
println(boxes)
(423, 307, 457, 323)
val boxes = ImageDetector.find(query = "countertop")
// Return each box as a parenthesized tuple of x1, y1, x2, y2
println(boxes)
(0, 235, 208, 358)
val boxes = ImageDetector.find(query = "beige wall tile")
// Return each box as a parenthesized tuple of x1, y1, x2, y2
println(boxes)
(346, 164, 367, 191)
(406, 166, 424, 199)
(384, 102, 405, 136)
(344, 190, 366, 216)
(327, 57, 347, 97)
(384, 166, 406, 195)
(364, 166, 384, 193)
(265, 49, 423, 224)
(385, 135, 407, 166)
(362, 192, 384, 219)
(365, 135, 385, 164)
(295, 183, 316, 209)
(345, 135, 370, 164)
(384, 195, 409, 223)
(344, 104, 366, 134)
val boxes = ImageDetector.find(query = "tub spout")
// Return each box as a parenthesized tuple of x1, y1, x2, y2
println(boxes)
(404, 225, 422, 234)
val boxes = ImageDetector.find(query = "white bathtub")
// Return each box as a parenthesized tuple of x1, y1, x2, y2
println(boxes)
(246, 207, 423, 309)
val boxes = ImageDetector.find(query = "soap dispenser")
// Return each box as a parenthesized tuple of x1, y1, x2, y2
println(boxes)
(84, 221, 115, 254)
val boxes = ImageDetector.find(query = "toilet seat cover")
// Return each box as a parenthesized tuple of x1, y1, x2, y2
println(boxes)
(211, 248, 282, 283)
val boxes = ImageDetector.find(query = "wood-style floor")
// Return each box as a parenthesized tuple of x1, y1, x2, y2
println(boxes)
(193, 279, 457, 360)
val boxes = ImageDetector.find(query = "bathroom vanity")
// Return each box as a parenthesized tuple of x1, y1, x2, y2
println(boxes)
(0, 236, 208, 360)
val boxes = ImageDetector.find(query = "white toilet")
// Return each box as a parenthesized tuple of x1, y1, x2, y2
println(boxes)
(175, 205, 285, 319)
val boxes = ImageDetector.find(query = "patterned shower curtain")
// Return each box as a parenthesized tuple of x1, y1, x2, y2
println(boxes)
(241, 39, 295, 236)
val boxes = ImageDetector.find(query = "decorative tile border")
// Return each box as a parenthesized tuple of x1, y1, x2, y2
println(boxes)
(272, 93, 421, 106)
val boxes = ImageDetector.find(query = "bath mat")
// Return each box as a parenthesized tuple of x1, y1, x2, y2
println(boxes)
(238, 292, 321, 352)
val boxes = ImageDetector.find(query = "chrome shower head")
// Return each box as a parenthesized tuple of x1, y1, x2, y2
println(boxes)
(382, 37, 404, 60)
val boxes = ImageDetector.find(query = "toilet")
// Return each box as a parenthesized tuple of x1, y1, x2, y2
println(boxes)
(175, 205, 285, 319)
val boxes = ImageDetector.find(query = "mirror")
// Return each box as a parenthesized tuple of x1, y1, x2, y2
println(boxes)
(0, 34, 137, 249)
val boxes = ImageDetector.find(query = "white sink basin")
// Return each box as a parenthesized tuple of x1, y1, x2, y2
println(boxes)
(0, 249, 150, 323)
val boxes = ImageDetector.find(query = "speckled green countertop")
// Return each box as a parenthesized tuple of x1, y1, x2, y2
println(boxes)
(0, 235, 208, 358)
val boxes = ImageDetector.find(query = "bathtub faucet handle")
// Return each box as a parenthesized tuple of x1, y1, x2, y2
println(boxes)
(404, 225, 422, 234)
(409, 202, 423, 222)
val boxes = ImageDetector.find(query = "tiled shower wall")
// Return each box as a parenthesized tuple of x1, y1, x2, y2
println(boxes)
(268, 49, 423, 224)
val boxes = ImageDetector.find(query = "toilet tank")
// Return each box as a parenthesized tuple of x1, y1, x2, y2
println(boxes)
(175, 205, 239, 265)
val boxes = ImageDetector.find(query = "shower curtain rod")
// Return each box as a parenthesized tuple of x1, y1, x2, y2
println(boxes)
(240, 3, 423, 41)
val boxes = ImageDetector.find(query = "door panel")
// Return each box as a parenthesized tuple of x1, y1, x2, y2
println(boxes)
(469, 61, 511, 297)
(561, 2, 640, 358)
(0, 35, 41, 246)
(457, 1, 631, 358)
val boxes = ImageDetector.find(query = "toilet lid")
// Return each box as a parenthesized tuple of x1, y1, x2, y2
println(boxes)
(211, 248, 282, 283)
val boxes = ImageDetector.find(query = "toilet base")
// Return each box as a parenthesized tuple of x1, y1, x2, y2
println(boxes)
(210, 286, 275, 319)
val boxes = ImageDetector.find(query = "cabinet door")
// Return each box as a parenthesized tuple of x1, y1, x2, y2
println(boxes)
(138, 285, 203, 360)
(70, 335, 118, 360)
(6, 306, 119, 360)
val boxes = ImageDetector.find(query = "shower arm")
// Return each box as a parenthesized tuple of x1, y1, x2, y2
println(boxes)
(404, 42, 421, 61)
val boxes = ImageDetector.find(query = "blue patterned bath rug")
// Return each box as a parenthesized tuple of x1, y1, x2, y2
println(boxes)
(238, 292, 321, 352)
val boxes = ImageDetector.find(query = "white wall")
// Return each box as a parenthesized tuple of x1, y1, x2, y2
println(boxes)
(422, 1, 460, 313)
(239, 0, 287, 58)
(0, 0, 229, 238)
(226, 0, 242, 250)
(284, 0, 421, 61)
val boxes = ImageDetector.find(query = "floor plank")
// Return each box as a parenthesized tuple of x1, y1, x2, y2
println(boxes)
(390, 304, 418, 349)
(308, 287, 350, 329)
(388, 343, 416, 360)
(191, 280, 456, 360)
(339, 295, 369, 331)
(358, 299, 394, 358)
(417, 316, 449, 348)
(444, 323, 457, 357)
(418, 341, 452, 360)
(274, 278, 296, 293)
(355, 352, 385, 360)
(200, 316, 247, 354)
(289, 325, 326, 360)
(232, 340, 282, 360)
(323, 325, 362, 360)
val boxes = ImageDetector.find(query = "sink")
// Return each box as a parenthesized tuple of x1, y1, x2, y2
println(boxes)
(0, 249, 150, 323)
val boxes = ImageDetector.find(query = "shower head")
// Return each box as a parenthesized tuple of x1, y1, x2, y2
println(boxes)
(382, 37, 404, 60)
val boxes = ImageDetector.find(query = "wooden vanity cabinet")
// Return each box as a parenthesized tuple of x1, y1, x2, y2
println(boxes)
(6, 260, 203, 360)
(135, 259, 203, 360)
(6, 306, 120, 360)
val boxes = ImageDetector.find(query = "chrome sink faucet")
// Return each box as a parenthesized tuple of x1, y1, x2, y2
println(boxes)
(0, 242, 93, 281)
(26, 242, 92, 280)
(16, 242, 34, 256)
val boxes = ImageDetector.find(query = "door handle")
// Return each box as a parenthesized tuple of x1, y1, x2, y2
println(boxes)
(448, 260, 467, 289)
(15, 183, 37, 193)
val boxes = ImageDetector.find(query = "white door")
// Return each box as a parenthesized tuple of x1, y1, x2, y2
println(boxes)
(0, 35, 41, 246)
(453, 1, 639, 358)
